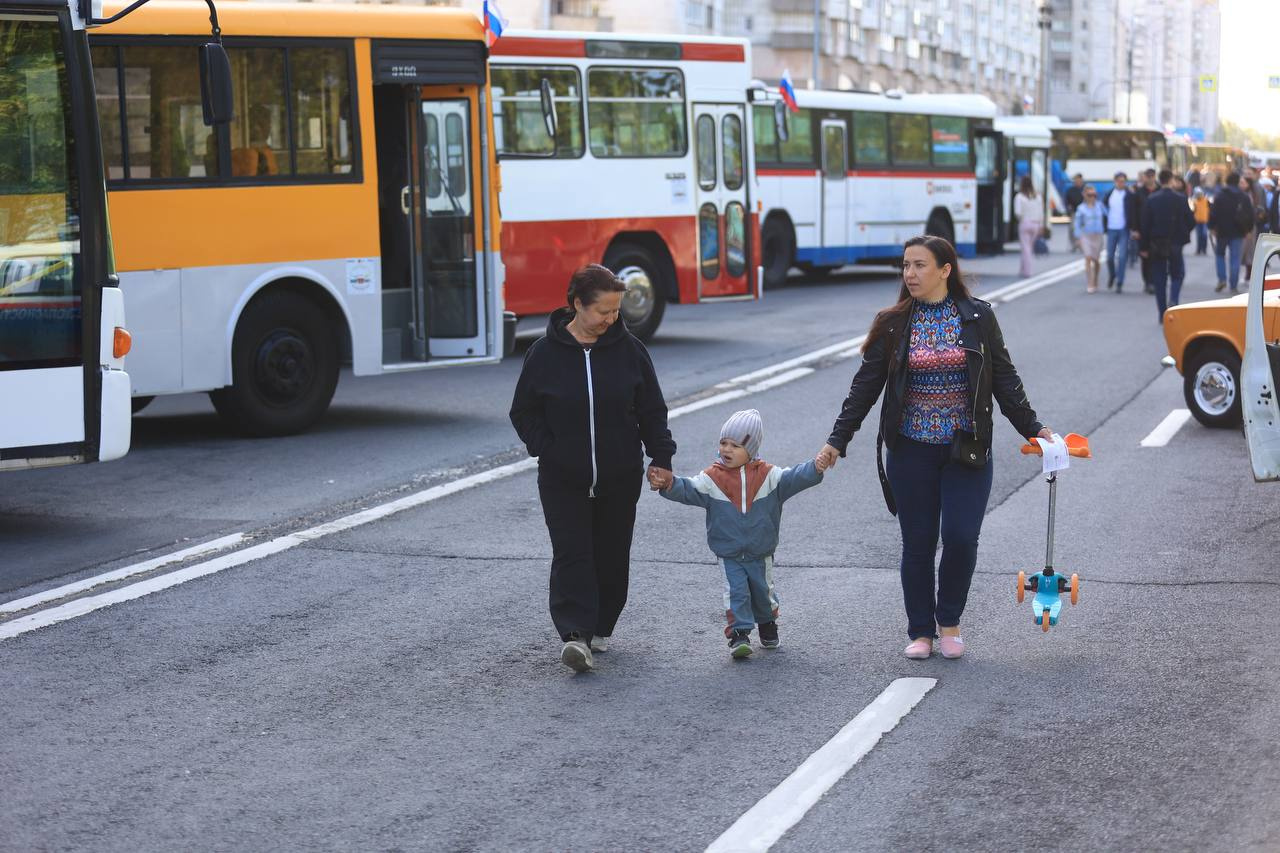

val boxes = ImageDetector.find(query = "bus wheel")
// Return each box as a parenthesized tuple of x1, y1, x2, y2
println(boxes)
(130, 396, 155, 415)
(605, 244, 667, 342)
(762, 217, 794, 289)
(926, 211, 955, 246)
(210, 290, 339, 437)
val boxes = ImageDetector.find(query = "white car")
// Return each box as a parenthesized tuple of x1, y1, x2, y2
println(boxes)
(1243, 233, 1280, 481)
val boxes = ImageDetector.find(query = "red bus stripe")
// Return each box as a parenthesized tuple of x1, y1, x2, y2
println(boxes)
(849, 170, 976, 179)
(681, 42, 745, 62)
(491, 37, 587, 58)
(757, 168, 819, 177)
(491, 37, 744, 62)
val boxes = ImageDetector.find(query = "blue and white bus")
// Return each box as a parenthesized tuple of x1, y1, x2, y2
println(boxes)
(754, 90, 996, 285)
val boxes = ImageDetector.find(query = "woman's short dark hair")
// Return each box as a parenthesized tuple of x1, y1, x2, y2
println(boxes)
(1019, 175, 1035, 196)
(567, 264, 626, 310)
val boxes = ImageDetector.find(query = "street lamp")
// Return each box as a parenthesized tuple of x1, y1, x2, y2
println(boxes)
(1037, 2, 1053, 114)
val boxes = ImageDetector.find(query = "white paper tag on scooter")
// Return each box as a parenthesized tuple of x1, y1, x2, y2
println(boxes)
(1033, 433, 1070, 474)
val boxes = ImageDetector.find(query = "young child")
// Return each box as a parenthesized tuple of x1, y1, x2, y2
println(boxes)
(654, 409, 827, 658)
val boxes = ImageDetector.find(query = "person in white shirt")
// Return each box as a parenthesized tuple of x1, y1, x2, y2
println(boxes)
(1101, 172, 1134, 291)
(1013, 175, 1044, 278)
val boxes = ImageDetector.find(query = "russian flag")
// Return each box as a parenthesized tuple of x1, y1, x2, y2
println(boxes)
(484, 0, 508, 48)
(779, 69, 800, 113)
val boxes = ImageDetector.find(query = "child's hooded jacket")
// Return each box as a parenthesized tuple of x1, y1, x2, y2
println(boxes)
(661, 459, 822, 560)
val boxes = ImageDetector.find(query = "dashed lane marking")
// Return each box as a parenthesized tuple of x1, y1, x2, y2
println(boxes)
(704, 677, 938, 853)
(1140, 408, 1193, 447)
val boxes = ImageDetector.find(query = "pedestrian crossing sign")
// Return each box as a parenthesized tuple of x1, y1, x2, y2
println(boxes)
(1198, 74, 1217, 93)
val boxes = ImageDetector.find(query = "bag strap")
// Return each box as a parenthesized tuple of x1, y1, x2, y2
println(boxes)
(876, 431, 897, 516)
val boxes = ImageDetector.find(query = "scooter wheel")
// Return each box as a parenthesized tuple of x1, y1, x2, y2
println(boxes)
(1016, 571, 1026, 603)
(1041, 610, 1051, 632)
(1070, 573, 1080, 606)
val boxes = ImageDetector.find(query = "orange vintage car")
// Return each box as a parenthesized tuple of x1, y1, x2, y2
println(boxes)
(1162, 274, 1280, 427)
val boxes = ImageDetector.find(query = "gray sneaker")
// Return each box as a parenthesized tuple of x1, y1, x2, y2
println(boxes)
(589, 635, 609, 653)
(561, 639, 593, 672)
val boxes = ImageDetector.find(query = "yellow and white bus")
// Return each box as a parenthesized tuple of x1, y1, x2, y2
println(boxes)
(90, 1, 508, 435)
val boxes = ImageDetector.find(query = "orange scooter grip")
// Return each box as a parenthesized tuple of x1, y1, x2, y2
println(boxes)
(1019, 433, 1092, 458)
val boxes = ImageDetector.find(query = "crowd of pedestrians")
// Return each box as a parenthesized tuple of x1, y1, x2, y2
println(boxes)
(1054, 161, 1279, 322)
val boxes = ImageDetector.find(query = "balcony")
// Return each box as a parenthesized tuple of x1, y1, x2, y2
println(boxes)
(772, 31, 818, 50)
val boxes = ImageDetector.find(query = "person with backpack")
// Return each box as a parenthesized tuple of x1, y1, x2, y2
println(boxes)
(1140, 169, 1196, 320)
(1208, 172, 1252, 293)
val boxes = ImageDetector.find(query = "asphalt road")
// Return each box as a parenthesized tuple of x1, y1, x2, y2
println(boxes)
(2, 234, 1278, 852)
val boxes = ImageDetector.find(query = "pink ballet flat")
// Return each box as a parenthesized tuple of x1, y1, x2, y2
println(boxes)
(904, 638, 933, 660)
(939, 635, 965, 659)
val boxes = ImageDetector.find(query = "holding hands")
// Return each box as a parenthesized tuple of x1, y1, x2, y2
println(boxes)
(815, 444, 839, 473)
(647, 466, 673, 491)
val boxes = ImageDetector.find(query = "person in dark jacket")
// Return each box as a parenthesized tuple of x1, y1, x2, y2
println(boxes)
(510, 264, 676, 673)
(1140, 169, 1197, 320)
(1208, 172, 1250, 293)
(816, 236, 1052, 661)
(1134, 168, 1158, 292)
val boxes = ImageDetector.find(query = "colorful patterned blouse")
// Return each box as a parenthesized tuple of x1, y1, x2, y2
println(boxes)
(899, 297, 974, 444)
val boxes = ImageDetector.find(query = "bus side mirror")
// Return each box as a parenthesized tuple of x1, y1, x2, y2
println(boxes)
(774, 101, 790, 143)
(199, 43, 234, 126)
(539, 77, 559, 142)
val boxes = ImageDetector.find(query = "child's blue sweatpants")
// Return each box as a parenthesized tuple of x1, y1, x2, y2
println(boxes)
(721, 556, 779, 632)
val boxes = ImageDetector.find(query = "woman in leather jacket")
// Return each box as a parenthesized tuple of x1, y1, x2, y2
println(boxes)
(817, 236, 1052, 660)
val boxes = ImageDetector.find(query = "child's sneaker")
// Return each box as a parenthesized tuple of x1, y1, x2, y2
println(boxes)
(758, 621, 780, 649)
(727, 630, 752, 658)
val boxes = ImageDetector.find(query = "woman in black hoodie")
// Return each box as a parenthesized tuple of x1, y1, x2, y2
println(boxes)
(510, 265, 677, 673)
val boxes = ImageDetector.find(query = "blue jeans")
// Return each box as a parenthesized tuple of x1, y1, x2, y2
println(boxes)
(1151, 248, 1186, 319)
(1106, 230, 1129, 287)
(885, 436, 994, 640)
(720, 556, 778, 632)
(1195, 223, 1208, 254)
(1215, 236, 1243, 290)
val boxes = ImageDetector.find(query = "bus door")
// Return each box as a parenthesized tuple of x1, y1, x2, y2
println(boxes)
(692, 104, 752, 298)
(974, 127, 1003, 253)
(406, 87, 488, 359)
(819, 120, 848, 264)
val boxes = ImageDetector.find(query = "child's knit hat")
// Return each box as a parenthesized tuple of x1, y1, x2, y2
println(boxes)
(720, 409, 763, 460)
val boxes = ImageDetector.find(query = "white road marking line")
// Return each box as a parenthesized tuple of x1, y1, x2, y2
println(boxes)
(0, 533, 247, 615)
(1140, 408, 1193, 447)
(989, 260, 1086, 304)
(2, 258, 1085, 638)
(705, 677, 937, 853)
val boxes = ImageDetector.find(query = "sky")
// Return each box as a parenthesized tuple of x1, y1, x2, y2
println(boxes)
(1218, 0, 1280, 136)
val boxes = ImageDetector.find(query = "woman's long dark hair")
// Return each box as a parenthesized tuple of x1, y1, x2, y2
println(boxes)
(862, 235, 973, 355)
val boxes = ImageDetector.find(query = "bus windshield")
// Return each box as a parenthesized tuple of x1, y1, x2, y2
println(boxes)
(1056, 129, 1165, 162)
(0, 14, 81, 371)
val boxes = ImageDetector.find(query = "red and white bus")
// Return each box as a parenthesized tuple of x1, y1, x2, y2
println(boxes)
(490, 31, 762, 339)
(753, 90, 997, 285)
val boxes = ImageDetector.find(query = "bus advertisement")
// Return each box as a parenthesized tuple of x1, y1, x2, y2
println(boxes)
(89, 1, 508, 436)
(490, 30, 762, 340)
(752, 90, 996, 285)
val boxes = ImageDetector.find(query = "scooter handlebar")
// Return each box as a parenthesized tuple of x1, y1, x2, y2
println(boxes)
(1019, 433, 1092, 458)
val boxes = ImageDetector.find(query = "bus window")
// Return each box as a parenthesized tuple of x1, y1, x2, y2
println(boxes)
(89, 45, 125, 180)
(930, 116, 970, 168)
(699, 203, 719, 279)
(752, 104, 779, 162)
(491, 65, 583, 158)
(725, 201, 746, 278)
(424, 113, 441, 198)
(890, 114, 930, 166)
(445, 113, 468, 198)
(822, 123, 846, 177)
(0, 14, 81, 369)
(228, 47, 286, 177)
(778, 109, 814, 165)
(119, 45, 217, 179)
(291, 48, 354, 175)
(853, 111, 888, 165)
(696, 114, 716, 190)
(586, 67, 686, 158)
(722, 113, 743, 191)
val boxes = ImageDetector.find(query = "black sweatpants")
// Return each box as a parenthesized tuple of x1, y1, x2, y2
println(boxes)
(538, 471, 643, 642)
